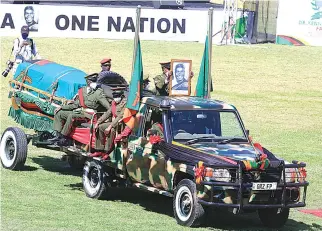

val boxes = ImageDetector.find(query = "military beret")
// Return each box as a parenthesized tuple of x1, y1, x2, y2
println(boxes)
(160, 62, 171, 70)
(85, 73, 98, 82)
(100, 58, 112, 66)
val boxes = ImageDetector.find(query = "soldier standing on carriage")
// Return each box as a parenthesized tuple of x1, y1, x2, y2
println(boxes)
(153, 61, 194, 96)
(100, 58, 112, 72)
(153, 62, 171, 96)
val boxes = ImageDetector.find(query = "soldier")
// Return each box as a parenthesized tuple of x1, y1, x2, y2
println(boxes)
(48, 73, 111, 145)
(143, 75, 156, 94)
(153, 62, 171, 96)
(147, 112, 164, 139)
(93, 90, 127, 159)
(100, 58, 112, 72)
(148, 122, 164, 139)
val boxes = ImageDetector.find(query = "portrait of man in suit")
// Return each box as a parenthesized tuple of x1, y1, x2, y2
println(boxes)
(24, 6, 39, 32)
(173, 63, 189, 91)
(170, 60, 192, 96)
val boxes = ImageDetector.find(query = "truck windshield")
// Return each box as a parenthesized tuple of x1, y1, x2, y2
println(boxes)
(170, 110, 247, 142)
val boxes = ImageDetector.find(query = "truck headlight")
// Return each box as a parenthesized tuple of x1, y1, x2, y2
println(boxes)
(204, 168, 231, 182)
(284, 168, 296, 183)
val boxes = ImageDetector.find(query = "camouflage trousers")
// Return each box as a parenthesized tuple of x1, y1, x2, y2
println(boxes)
(95, 122, 116, 152)
(54, 110, 92, 136)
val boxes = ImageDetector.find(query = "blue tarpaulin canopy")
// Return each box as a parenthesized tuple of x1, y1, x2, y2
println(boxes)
(13, 60, 87, 100)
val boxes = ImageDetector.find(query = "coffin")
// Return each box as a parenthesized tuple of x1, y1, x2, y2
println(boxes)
(13, 59, 87, 100)
(9, 59, 87, 132)
(8, 60, 130, 136)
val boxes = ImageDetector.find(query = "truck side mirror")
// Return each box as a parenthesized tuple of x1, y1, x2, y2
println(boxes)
(246, 129, 250, 136)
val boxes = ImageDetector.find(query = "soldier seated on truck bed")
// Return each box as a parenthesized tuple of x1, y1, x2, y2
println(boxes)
(146, 110, 164, 139)
(91, 90, 127, 160)
(48, 73, 111, 145)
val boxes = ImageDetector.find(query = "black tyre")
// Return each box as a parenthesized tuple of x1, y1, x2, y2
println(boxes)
(258, 208, 289, 228)
(173, 179, 205, 227)
(67, 155, 86, 170)
(82, 160, 108, 199)
(97, 71, 128, 86)
(0, 127, 28, 170)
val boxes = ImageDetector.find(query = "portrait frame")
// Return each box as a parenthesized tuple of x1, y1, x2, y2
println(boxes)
(169, 59, 192, 96)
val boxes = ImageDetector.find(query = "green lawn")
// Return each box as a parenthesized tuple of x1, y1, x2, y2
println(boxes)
(1, 37, 322, 231)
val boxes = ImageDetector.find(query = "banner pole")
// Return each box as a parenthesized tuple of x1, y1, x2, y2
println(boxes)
(131, 5, 141, 77)
(207, 7, 213, 99)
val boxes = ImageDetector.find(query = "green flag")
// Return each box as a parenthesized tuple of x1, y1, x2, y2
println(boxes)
(126, 38, 143, 111)
(195, 36, 212, 98)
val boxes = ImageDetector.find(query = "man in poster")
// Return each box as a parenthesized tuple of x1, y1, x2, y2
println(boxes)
(172, 63, 189, 91)
(24, 6, 38, 32)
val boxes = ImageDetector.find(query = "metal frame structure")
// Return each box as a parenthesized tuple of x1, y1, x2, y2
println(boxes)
(217, 0, 248, 45)
(198, 161, 309, 210)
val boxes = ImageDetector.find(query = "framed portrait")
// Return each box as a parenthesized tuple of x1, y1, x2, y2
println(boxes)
(169, 59, 192, 96)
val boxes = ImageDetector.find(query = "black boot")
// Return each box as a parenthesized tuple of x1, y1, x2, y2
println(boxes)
(58, 136, 70, 147)
(47, 131, 63, 143)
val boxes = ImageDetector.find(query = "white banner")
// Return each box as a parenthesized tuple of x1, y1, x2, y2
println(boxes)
(0, 4, 247, 43)
(276, 0, 322, 46)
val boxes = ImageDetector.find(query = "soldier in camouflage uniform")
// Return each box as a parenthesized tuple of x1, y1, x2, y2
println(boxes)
(48, 73, 111, 145)
(153, 62, 194, 96)
(153, 62, 171, 96)
(143, 75, 156, 94)
(93, 91, 127, 159)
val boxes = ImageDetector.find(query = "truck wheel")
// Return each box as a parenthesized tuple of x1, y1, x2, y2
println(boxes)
(0, 127, 28, 170)
(173, 179, 205, 227)
(82, 160, 108, 199)
(68, 155, 86, 170)
(258, 208, 289, 228)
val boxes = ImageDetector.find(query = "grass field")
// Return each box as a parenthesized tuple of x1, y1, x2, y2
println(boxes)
(1, 36, 322, 231)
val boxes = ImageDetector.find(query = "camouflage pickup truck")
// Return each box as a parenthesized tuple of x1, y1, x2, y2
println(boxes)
(82, 95, 309, 228)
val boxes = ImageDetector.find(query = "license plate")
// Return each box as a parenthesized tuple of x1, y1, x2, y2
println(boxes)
(252, 182, 277, 190)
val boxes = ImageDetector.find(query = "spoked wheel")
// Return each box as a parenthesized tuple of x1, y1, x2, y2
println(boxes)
(82, 160, 108, 199)
(258, 208, 290, 228)
(0, 127, 28, 170)
(173, 179, 205, 227)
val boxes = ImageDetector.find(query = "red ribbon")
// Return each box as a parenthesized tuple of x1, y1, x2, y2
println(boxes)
(149, 135, 162, 144)
(78, 88, 87, 108)
(111, 100, 117, 118)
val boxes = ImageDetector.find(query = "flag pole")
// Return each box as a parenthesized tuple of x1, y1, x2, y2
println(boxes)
(131, 5, 141, 77)
(207, 7, 213, 99)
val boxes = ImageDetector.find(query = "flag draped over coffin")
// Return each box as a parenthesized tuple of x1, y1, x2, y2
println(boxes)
(195, 36, 213, 98)
(122, 38, 144, 129)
